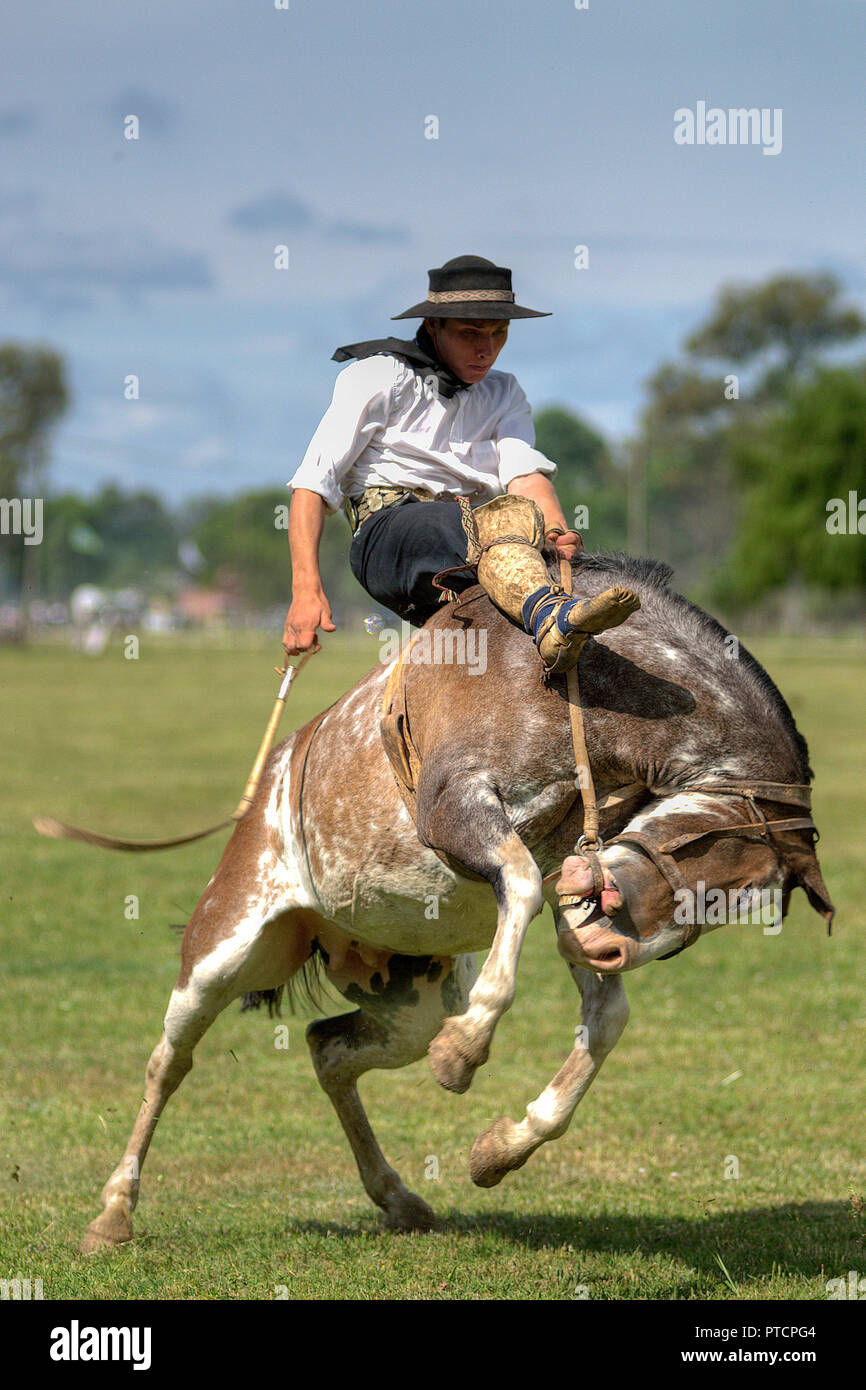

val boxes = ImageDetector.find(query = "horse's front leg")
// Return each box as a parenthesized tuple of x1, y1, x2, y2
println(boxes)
(416, 769, 543, 1093)
(469, 966, 629, 1187)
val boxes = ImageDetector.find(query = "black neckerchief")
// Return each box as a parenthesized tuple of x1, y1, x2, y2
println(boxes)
(331, 323, 472, 399)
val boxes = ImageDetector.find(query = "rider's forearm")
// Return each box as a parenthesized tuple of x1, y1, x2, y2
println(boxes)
(288, 488, 328, 592)
(506, 472, 571, 536)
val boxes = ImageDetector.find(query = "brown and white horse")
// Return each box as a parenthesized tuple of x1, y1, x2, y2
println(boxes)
(82, 554, 833, 1247)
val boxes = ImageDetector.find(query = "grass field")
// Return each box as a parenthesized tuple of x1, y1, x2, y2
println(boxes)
(1, 628, 864, 1302)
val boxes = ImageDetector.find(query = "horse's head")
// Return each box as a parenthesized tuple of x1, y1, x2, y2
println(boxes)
(554, 788, 834, 973)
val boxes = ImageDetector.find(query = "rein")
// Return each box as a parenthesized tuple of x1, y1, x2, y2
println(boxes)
(556, 555, 606, 897)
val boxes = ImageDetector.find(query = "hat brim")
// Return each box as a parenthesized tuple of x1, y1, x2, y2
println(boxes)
(392, 300, 550, 320)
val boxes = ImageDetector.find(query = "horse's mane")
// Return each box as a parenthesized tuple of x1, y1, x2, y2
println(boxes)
(565, 551, 813, 781)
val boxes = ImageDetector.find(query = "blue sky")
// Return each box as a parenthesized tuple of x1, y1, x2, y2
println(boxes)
(2, 0, 864, 502)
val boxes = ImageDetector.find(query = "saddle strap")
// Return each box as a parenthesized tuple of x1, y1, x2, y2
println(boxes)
(380, 640, 483, 881)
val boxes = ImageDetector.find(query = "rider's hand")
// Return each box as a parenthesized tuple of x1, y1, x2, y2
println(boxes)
(548, 529, 583, 561)
(283, 590, 336, 658)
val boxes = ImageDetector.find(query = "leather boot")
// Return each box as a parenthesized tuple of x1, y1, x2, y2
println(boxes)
(469, 495, 639, 674)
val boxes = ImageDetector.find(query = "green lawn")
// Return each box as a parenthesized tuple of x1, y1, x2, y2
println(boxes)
(1, 629, 863, 1300)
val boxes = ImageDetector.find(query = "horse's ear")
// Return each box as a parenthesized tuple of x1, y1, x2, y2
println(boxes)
(793, 855, 835, 932)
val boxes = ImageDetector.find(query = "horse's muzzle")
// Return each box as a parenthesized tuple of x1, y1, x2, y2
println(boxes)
(556, 901, 640, 973)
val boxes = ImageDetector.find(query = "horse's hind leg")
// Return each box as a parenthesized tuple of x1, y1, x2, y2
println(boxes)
(306, 952, 476, 1231)
(82, 989, 220, 1250)
(82, 903, 312, 1251)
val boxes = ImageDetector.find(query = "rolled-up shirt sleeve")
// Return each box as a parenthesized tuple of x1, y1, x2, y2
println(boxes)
(288, 358, 396, 512)
(493, 378, 557, 489)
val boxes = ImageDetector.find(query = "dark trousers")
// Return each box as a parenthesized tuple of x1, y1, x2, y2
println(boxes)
(349, 495, 479, 626)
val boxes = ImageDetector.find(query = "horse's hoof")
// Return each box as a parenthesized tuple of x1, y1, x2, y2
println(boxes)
(469, 1116, 528, 1188)
(428, 1020, 482, 1094)
(81, 1209, 133, 1253)
(381, 1192, 440, 1233)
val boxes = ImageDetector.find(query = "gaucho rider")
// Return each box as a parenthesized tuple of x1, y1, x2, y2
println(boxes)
(282, 255, 638, 670)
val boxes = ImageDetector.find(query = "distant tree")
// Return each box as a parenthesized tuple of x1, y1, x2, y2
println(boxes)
(642, 271, 865, 440)
(0, 344, 68, 494)
(640, 362, 740, 436)
(713, 366, 866, 604)
(0, 344, 68, 601)
(534, 407, 611, 488)
(534, 406, 627, 551)
(191, 489, 286, 607)
(686, 271, 866, 396)
(190, 487, 370, 619)
(89, 484, 178, 587)
(631, 271, 866, 590)
(40, 493, 108, 596)
(37, 485, 181, 598)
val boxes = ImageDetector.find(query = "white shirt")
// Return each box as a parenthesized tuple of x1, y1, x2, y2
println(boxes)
(288, 354, 556, 513)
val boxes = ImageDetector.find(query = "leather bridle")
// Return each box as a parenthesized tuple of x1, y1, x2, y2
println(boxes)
(603, 779, 818, 954)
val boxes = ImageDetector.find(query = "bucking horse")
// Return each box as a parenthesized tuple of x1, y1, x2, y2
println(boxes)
(81, 551, 834, 1248)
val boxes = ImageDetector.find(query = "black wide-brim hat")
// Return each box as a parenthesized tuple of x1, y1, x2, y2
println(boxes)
(392, 255, 551, 320)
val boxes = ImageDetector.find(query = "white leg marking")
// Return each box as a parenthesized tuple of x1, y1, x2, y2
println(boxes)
(469, 971, 629, 1186)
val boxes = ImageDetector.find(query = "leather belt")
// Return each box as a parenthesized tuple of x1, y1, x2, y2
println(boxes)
(345, 485, 480, 534)
(344, 486, 433, 533)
